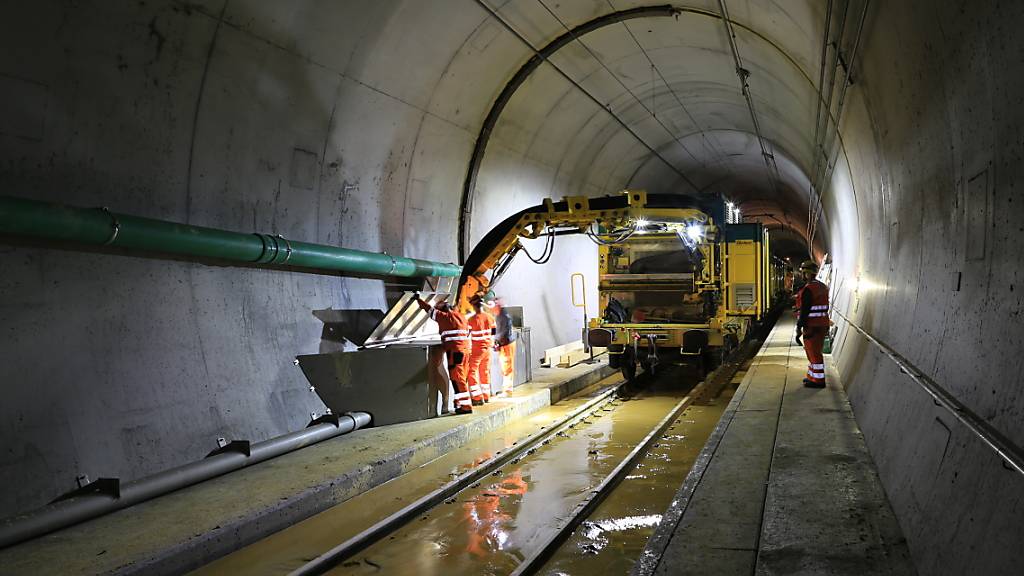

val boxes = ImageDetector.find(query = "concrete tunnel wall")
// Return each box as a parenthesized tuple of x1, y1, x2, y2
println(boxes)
(1, 1, 1022, 573)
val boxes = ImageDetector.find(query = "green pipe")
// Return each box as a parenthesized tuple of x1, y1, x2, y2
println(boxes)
(0, 196, 461, 277)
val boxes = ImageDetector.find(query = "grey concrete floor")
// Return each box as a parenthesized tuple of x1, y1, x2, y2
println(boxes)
(638, 318, 915, 576)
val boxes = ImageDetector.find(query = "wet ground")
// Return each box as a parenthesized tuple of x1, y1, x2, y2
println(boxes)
(194, 368, 739, 576)
(540, 387, 735, 575)
(191, 376, 624, 576)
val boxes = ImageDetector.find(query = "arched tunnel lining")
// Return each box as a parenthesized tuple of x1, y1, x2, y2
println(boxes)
(0, 2, 1022, 573)
(460, 4, 842, 262)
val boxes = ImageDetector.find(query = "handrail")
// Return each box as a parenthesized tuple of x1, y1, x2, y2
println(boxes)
(834, 309, 1024, 475)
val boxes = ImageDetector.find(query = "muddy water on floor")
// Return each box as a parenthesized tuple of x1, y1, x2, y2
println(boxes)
(325, 392, 685, 576)
(192, 377, 623, 576)
(539, 386, 735, 575)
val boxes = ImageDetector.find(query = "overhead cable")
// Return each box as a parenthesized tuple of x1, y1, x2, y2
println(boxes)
(472, 0, 698, 189)
(604, 0, 736, 177)
(715, 0, 785, 202)
(807, 0, 870, 251)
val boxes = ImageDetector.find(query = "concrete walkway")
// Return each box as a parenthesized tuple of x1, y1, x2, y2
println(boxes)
(0, 360, 613, 575)
(635, 317, 916, 576)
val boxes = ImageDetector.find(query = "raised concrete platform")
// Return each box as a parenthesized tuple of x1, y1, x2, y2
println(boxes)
(634, 318, 916, 576)
(0, 359, 614, 575)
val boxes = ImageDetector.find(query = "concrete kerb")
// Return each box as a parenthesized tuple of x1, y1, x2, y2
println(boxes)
(631, 331, 776, 576)
(0, 360, 615, 576)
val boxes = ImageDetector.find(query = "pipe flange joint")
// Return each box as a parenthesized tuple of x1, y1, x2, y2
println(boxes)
(252, 233, 279, 264)
(98, 207, 121, 246)
(274, 234, 293, 264)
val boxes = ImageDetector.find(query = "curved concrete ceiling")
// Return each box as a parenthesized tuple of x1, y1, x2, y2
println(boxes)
(466, 0, 837, 259)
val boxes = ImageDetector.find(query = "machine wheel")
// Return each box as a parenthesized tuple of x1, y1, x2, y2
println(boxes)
(620, 346, 637, 382)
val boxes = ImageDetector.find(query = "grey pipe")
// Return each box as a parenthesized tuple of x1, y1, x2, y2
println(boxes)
(0, 412, 371, 549)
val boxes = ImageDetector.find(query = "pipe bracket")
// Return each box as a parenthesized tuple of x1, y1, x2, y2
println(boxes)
(308, 413, 342, 428)
(50, 477, 121, 503)
(206, 440, 252, 458)
(98, 207, 120, 246)
(275, 234, 293, 264)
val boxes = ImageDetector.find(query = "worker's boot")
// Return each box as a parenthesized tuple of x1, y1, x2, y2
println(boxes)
(803, 378, 825, 389)
(455, 406, 473, 415)
(472, 399, 484, 407)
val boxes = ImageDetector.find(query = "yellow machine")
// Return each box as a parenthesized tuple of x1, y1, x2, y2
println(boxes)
(458, 190, 782, 379)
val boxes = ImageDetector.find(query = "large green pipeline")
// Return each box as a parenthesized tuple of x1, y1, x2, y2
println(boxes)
(0, 196, 461, 277)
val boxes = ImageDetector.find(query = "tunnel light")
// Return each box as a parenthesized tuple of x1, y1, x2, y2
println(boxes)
(686, 223, 704, 242)
(850, 276, 885, 294)
(726, 201, 734, 208)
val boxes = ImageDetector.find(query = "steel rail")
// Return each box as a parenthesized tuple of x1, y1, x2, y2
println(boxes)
(510, 392, 695, 575)
(834, 310, 1024, 476)
(511, 332, 759, 575)
(289, 379, 627, 576)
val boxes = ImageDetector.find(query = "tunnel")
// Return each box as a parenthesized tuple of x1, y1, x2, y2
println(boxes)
(1, 1, 1022, 574)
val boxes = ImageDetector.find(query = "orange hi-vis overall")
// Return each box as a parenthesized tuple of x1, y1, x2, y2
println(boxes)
(430, 306, 473, 411)
(494, 305, 516, 395)
(468, 311, 495, 402)
(796, 280, 830, 385)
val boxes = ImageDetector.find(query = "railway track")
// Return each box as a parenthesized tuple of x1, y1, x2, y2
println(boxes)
(190, 331, 762, 576)
(281, 349, 753, 576)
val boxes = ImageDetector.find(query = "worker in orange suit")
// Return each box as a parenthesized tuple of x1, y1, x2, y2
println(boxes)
(794, 260, 830, 388)
(467, 293, 496, 404)
(416, 295, 474, 414)
(492, 295, 517, 396)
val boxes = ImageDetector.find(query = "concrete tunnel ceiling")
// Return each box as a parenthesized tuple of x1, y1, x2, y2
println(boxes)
(465, 0, 842, 261)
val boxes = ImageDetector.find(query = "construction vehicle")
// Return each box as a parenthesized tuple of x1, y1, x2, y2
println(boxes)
(458, 190, 782, 380)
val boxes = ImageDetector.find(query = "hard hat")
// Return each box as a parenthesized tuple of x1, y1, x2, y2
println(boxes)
(471, 290, 496, 308)
(799, 260, 819, 273)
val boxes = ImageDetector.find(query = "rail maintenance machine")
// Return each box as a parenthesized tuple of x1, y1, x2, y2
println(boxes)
(457, 190, 785, 381)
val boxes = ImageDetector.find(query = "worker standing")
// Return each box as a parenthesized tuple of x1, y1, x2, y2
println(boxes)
(467, 293, 496, 404)
(416, 296, 474, 414)
(492, 295, 517, 396)
(794, 260, 830, 388)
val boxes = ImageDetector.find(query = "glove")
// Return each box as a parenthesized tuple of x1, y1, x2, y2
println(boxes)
(794, 328, 803, 346)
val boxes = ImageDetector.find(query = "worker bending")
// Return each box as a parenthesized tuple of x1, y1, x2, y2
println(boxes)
(794, 260, 830, 388)
(416, 295, 474, 414)
(467, 293, 496, 403)
(492, 296, 517, 396)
